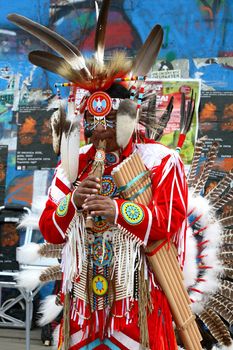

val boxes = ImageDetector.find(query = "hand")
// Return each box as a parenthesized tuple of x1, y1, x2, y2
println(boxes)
(82, 195, 116, 224)
(73, 176, 101, 208)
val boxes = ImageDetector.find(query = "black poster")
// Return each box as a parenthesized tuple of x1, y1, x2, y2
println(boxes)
(199, 91, 233, 175)
(16, 105, 57, 170)
(0, 145, 8, 206)
(0, 221, 20, 271)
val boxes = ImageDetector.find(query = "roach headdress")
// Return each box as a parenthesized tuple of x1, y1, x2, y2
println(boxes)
(8, 0, 164, 182)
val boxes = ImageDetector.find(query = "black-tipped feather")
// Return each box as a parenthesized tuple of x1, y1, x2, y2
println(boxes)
(95, 0, 110, 63)
(29, 51, 85, 83)
(131, 25, 163, 76)
(7, 13, 92, 79)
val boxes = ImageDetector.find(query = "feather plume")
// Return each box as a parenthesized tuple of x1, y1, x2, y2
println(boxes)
(200, 307, 232, 346)
(213, 188, 233, 211)
(40, 265, 62, 282)
(217, 210, 233, 228)
(140, 95, 173, 140)
(207, 293, 233, 324)
(94, 0, 110, 63)
(180, 90, 195, 134)
(39, 243, 64, 259)
(29, 51, 85, 84)
(219, 280, 233, 301)
(7, 14, 91, 79)
(206, 169, 233, 201)
(131, 24, 163, 76)
(37, 295, 63, 326)
(85, 51, 132, 92)
(60, 101, 81, 183)
(50, 103, 67, 155)
(187, 137, 207, 186)
(193, 142, 219, 195)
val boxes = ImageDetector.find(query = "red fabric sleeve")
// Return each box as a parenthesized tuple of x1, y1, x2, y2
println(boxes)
(114, 153, 187, 246)
(39, 191, 76, 244)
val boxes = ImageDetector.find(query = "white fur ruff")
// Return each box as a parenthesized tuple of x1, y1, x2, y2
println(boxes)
(15, 268, 45, 291)
(116, 113, 136, 149)
(38, 295, 63, 326)
(16, 243, 41, 264)
(183, 227, 198, 288)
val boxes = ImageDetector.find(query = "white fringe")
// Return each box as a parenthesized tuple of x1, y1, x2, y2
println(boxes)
(38, 295, 63, 326)
(61, 213, 87, 293)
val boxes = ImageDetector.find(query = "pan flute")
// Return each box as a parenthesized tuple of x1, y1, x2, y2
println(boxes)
(112, 152, 202, 350)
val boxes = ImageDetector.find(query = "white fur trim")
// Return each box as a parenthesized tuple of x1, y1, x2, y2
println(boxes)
(16, 243, 41, 264)
(38, 295, 63, 326)
(183, 227, 198, 288)
(15, 268, 45, 291)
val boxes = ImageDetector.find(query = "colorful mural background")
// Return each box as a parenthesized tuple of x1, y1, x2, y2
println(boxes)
(0, 0, 232, 208)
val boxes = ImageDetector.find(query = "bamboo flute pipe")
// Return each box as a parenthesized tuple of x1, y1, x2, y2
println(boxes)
(156, 250, 201, 350)
(129, 154, 151, 205)
(152, 252, 196, 350)
(169, 243, 192, 304)
(158, 248, 201, 349)
(134, 153, 152, 202)
(125, 157, 148, 204)
(122, 159, 141, 201)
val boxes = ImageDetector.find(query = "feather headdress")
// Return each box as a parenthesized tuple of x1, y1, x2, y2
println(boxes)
(8, 0, 164, 182)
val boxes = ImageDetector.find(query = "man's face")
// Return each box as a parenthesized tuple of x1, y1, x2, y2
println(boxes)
(85, 110, 119, 152)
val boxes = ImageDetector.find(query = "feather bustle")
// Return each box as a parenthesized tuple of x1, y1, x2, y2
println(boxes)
(199, 307, 232, 346)
(217, 211, 233, 228)
(218, 280, 233, 301)
(193, 142, 219, 195)
(188, 138, 206, 186)
(207, 293, 233, 324)
(213, 188, 233, 211)
(206, 169, 233, 201)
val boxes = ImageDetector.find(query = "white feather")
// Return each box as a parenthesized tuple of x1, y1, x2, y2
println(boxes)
(15, 268, 45, 291)
(16, 243, 41, 264)
(38, 295, 63, 326)
(17, 212, 41, 229)
(183, 227, 198, 288)
(116, 113, 137, 149)
(60, 101, 81, 183)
